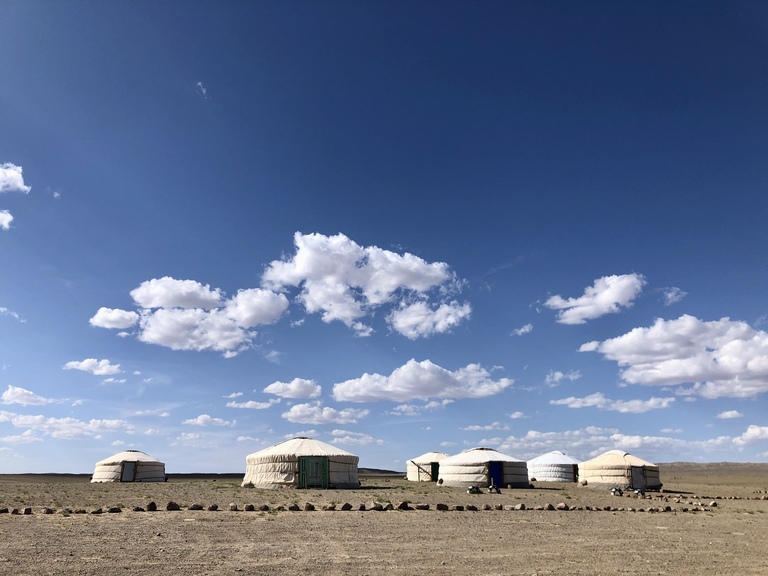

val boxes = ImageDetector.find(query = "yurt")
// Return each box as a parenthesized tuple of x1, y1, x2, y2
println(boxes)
(436, 447, 529, 488)
(406, 451, 449, 482)
(578, 449, 662, 491)
(527, 450, 581, 482)
(241, 437, 359, 489)
(91, 450, 166, 483)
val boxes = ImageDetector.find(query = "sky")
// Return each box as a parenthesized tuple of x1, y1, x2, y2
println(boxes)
(2, 1, 768, 473)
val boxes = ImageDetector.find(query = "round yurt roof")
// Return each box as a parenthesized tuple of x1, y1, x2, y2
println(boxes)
(246, 437, 358, 462)
(528, 450, 581, 466)
(581, 449, 656, 467)
(409, 451, 449, 464)
(440, 447, 523, 465)
(95, 450, 164, 466)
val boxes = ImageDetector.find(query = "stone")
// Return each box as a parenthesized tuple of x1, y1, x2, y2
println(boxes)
(166, 502, 180, 511)
(555, 503, 569, 511)
(396, 501, 412, 510)
(709, 501, 718, 507)
(356, 503, 365, 511)
(368, 502, 384, 511)
(453, 505, 465, 511)
(482, 504, 492, 511)
(207, 504, 219, 511)
(466, 505, 478, 511)
(229, 503, 239, 511)
(188, 504, 203, 510)
(258, 504, 270, 512)
(545, 504, 555, 511)
(90, 508, 102, 515)
(288, 504, 301, 511)
(514, 503, 526, 511)
(42, 507, 55, 514)
(303, 503, 315, 511)
(340, 503, 353, 511)
(132, 507, 145, 512)
(436, 503, 449, 511)
(244, 504, 255, 511)
(146, 501, 157, 512)
(415, 504, 430, 510)
(107, 507, 122, 513)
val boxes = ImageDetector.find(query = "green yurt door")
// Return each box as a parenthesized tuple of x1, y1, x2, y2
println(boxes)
(299, 456, 329, 488)
(430, 462, 440, 482)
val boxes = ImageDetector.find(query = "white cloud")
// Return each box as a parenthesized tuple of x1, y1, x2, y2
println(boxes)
(717, 410, 743, 419)
(388, 399, 453, 417)
(224, 392, 243, 399)
(63, 358, 121, 376)
(333, 359, 513, 402)
(0, 307, 24, 322)
(281, 403, 369, 425)
(462, 421, 510, 431)
(0, 430, 42, 444)
(262, 232, 469, 338)
(387, 300, 471, 339)
(329, 429, 384, 446)
(0, 411, 132, 439)
(178, 432, 201, 441)
(550, 392, 675, 413)
(661, 286, 687, 306)
(544, 369, 581, 387)
(545, 273, 646, 324)
(0, 210, 12, 231)
(733, 425, 768, 446)
(182, 414, 236, 427)
(89, 307, 139, 329)
(226, 399, 279, 410)
(263, 378, 321, 399)
(95, 278, 289, 356)
(0, 163, 31, 194)
(509, 411, 525, 419)
(512, 324, 533, 336)
(580, 314, 768, 399)
(196, 81, 208, 98)
(1, 386, 53, 406)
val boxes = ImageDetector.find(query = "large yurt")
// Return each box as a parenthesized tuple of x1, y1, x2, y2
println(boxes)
(436, 447, 529, 488)
(527, 450, 581, 482)
(91, 450, 166, 483)
(241, 437, 359, 489)
(578, 449, 661, 491)
(406, 451, 449, 482)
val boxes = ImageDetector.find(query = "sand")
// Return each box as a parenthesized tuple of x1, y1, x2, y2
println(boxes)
(1, 463, 767, 575)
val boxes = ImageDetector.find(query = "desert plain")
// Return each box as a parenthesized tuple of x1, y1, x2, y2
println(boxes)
(1, 462, 767, 575)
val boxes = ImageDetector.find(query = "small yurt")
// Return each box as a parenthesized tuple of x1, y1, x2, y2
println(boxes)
(436, 447, 529, 488)
(406, 451, 449, 482)
(527, 450, 581, 482)
(578, 449, 661, 491)
(91, 449, 166, 483)
(241, 437, 359, 489)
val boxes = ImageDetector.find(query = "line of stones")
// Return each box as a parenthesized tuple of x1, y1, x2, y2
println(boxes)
(0, 499, 719, 515)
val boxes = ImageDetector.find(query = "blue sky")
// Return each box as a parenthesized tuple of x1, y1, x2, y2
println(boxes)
(2, 1, 768, 473)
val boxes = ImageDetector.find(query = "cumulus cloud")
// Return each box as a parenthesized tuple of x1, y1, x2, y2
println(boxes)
(717, 410, 743, 419)
(462, 421, 510, 431)
(661, 286, 687, 306)
(387, 300, 471, 339)
(733, 425, 768, 445)
(0, 163, 31, 194)
(89, 307, 139, 329)
(0, 411, 132, 440)
(545, 273, 646, 324)
(281, 403, 369, 425)
(512, 324, 533, 336)
(333, 359, 512, 402)
(544, 370, 581, 387)
(93, 278, 289, 357)
(330, 429, 384, 446)
(0, 210, 12, 231)
(63, 358, 121, 376)
(263, 378, 321, 399)
(226, 399, 280, 409)
(550, 392, 675, 413)
(580, 314, 768, 399)
(388, 399, 453, 417)
(509, 411, 525, 419)
(262, 232, 469, 338)
(181, 414, 235, 427)
(2, 386, 54, 406)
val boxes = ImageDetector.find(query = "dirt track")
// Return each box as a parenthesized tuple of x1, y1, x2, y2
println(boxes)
(2, 464, 768, 575)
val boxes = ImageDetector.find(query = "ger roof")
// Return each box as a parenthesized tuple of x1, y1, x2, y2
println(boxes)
(527, 450, 581, 465)
(581, 449, 656, 467)
(408, 451, 449, 463)
(440, 447, 524, 464)
(247, 437, 357, 459)
(95, 450, 164, 465)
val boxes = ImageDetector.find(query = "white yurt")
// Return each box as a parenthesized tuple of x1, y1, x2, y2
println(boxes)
(91, 450, 166, 483)
(406, 451, 449, 482)
(527, 450, 581, 482)
(578, 449, 662, 491)
(436, 447, 529, 488)
(241, 437, 359, 489)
